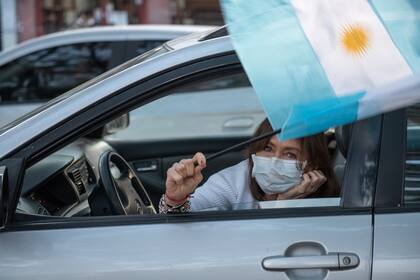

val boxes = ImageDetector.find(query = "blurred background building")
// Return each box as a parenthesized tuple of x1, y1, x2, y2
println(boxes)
(0, 0, 224, 50)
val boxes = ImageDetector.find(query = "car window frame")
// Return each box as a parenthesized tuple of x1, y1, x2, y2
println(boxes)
(2, 52, 379, 231)
(374, 109, 406, 211)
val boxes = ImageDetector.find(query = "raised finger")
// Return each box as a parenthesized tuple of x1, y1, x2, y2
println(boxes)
(193, 152, 207, 168)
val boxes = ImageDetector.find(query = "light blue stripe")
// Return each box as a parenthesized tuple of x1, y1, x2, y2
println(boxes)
(281, 92, 364, 140)
(221, 0, 361, 139)
(371, 0, 420, 72)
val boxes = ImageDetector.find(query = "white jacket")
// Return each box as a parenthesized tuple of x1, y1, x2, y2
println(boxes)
(190, 160, 256, 211)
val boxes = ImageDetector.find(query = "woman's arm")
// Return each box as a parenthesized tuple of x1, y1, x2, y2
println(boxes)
(160, 153, 238, 213)
(159, 173, 235, 213)
(165, 153, 206, 203)
(159, 153, 206, 213)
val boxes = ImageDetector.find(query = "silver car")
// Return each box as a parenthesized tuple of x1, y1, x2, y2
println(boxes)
(0, 26, 418, 280)
(0, 24, 213, 127)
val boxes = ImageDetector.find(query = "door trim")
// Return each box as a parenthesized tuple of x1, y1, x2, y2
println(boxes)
(9, 207, 371, 232)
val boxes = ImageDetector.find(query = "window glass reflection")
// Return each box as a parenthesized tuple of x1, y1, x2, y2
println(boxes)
(0, 42, 114, 103)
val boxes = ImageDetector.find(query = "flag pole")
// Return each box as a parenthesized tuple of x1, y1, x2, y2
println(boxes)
(206, 128, 282, 163)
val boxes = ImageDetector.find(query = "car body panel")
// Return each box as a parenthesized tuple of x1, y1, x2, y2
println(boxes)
(0, 103, 42, 126)
(0, 214, 372, 280)
(372, 213, 420, 280)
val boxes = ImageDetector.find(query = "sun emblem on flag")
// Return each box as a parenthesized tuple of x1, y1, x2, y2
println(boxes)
(341, 25, 369, 56)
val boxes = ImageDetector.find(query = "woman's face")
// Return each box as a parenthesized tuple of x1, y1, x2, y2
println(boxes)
(256, 135, 307, 161)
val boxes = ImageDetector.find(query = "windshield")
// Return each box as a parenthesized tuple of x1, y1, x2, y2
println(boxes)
(0, 45, 169, 134)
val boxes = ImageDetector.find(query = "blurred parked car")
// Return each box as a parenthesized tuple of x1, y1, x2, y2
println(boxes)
(0, 24, 213, 127)
(0, 27, 418, 279)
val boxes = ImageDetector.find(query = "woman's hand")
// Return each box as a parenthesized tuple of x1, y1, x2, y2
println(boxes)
(276, 170, 327, 200)
(165, 152, 206, 205)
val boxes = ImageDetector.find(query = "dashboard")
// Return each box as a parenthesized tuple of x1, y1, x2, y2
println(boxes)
(16, 138, 114, 217)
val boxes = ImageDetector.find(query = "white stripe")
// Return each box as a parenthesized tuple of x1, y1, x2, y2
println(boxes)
(292, 0, 412, 96)
(358, 75, 420, 120)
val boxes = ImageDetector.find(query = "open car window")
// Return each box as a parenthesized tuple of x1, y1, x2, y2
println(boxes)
(14, 67, 356, 221)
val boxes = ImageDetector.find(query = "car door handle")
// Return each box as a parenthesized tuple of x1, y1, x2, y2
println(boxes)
(223, 117, 254, 129)
(262, 253, 359, 271)
(136, 165, 157, 172)
(132, 160, 158, 172)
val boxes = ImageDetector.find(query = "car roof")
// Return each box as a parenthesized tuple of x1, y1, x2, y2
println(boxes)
(0, 24, 215, 66)
(0, 27, 234, 159)
(165, 26, 228, 51)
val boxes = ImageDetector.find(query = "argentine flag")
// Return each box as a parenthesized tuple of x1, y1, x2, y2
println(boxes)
(221, 0, 420, 140)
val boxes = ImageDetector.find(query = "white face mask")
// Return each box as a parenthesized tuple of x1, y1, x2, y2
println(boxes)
(251, 154, 304, 194)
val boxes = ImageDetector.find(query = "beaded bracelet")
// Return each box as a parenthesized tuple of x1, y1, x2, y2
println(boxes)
(158, 194, 191, 214)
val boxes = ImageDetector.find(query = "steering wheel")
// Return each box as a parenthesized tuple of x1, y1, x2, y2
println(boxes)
(98, 151, 156, 215)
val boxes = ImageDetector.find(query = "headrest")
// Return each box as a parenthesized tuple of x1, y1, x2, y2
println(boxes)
(335, 124, 353, 158)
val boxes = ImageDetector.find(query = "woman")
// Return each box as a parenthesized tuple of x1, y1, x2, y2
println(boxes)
(159, 119, 340, 213)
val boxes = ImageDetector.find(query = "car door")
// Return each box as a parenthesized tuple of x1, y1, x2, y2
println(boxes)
(0, 52, 378, 280)
(371, 107, 420, 279)
(0, 120, 378, 280)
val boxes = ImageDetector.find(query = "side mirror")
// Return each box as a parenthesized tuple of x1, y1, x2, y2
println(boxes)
(104, 114, 130, 135)
(0, 166, 8, 229)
